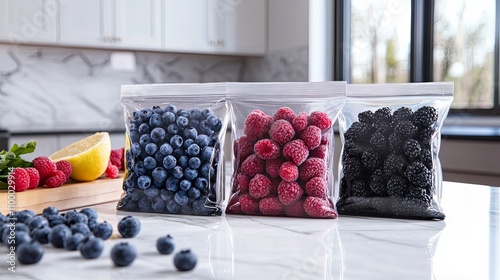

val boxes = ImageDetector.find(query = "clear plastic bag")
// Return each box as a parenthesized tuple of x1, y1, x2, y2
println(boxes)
(336, 82, 453, 220)
(226, 82, 346, 218)
(117, 83, 228, 216)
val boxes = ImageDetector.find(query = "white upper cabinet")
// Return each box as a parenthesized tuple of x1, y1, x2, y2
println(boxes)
(0, 0, 57, 43)
(164, 0, 267, 55)
(59, 0, 105, 46)
(115, 0, 162, 49)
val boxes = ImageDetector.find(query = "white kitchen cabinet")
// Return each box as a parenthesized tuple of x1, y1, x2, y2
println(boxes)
(59, 0, 105, 46)
(115, 0, 162, 49)
(164, 0, 267, 55)
(0, 0, 57, 43)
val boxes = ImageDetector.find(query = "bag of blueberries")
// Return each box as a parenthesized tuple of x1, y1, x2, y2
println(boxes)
(225, 82, 346, 218)
(118, 83, 228, 216)
(336, 82, 453, 220)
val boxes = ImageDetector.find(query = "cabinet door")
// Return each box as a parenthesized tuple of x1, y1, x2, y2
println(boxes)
(59, 0, 109, 46)
(115, 0, 162, 49)
(0, 0, 57, 43)
(164, 0, 215, 53)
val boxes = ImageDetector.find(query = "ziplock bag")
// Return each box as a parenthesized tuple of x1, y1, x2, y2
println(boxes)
(117, 83, 228, 216)
(226, 82, 346, 218)
(336, 82, 453, 220)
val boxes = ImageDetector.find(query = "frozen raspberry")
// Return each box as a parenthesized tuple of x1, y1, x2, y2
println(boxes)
(239, 194, 259, 214)
(265, 158, 285, 178)
(234, 136, 254, 162)
(300, 125, 322, 150)
(310, 145, 327, 159)
(272, 107, 296, 122)
(299, 157, 326, 182)
(269, 120, 295, 145)
(305, 177, 327, 198)
(235, 173, 250, 193)
(259, 196, 283, 215)
(321, 133, 329, 145)
(303, 196, 337, 218)
(106, 162, 119, 179)
(25, 167, 40, 190)
(45, 170, 67, 188)
(244, 110, 272, 139)
(226, 195, 242, 214)
(33, 156, 57, 180)
(254, 139, 280, 160)
(291, 112, 308, 133)
(241, 154, 264, 176)
(249, 174, 272, 198)
(8, 167, 30, 192)
(284, 199, 307, 217)
(55, 160, 72, 181)
(277, 181, 303, 206)
(279, 161, 299, 182)
(308, 111, 332, 130)
(282, 139, 309, 165)
(110, 148, 124, 170)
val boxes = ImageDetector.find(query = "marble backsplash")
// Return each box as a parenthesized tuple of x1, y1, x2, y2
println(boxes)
(0, 44, 307, 133)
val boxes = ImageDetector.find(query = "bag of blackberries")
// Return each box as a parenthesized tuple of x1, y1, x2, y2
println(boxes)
(336, 82, 453, 220)
(118, 83, 228, 216)
(226, 82, 346, 218)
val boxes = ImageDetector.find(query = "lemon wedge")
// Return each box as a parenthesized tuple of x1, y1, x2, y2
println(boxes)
(49, 132, 111, 182)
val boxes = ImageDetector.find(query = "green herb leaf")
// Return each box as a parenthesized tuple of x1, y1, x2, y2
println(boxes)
(10, 140, 36, 156)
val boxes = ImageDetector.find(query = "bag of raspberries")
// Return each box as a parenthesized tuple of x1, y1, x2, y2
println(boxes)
(117, 83, 229, 216)
(336, 82, 453, 220)
(226, 82, 346, 218)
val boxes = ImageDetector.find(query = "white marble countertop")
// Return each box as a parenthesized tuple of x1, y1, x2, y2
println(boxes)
(1, 181, 499, 280)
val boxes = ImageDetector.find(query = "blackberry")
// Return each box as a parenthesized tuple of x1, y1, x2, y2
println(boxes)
(345, 122, 371, 144)
(393, 107, 413, 122)
(339, 178, 349, 197)
(386, 176, 408, 197)
(421, 149, 433, 170)
(388, 133, 404, 152)
(405, 162, 432, 187)
(383, 153, 407, 176)
(403, 139, 421, 159)
(417, 126, 436, 142)
(343, 157, 363, 180)
(373, 107, 392, 123)
(394, 120, 417, 139)
(407, 186, 431, 206)
(372, 121, 392, 135)
(358, 110, 374, 124)
(361, 149, 381, 170)
(369, 131, 386, 151)
(342, 141, 364, 160)
(350, 180, 369, 196)
(368, 169, 386, 196)
(413, 106, 438, 128)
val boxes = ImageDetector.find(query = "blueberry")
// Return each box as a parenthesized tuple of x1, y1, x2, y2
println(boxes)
(137, 175, 152, 189)
(170, 135, 184, 149)
(206, 115, 219, 127)
(212, 119, 222, 132)
(79, 208, 98, 221)
(189, 119, 200, 128)
(150, 196, 165, 212)
(156, 235, 175, 255)
(177, 109, 189, 118)
(172, 166, 184, 179)
(188, 157, 201, 169)
(118, 216, 141, 238)
(202, 108, 214, 118)
(133, 162, 146, 176)
(173, 148, 186, 158)
(173, 249, 197, 271)
(132, 111, 142, 123)
(195, 135, 210, 148)
(42, 206, 58, 218)
(64, 232, 86, 251)
(143, 156, 157, 170)
(87, 218, 98, 232)
(183, 139, 195, 149)
(163, 104, 177, 114)
(159, 143, 173, 156)
(179, 179, 192, 191)
(124, 173, 138, 189)
(32, 226, 51, 244)
(138, 196, 154, 211)
(200, 163, 215, 179)
(4, 230, 30, 249)
(163, 155, 177, 170)
(176, 116, 189, 128)
(194, 177, 208, 190)
(49, 224, 71, 248)
(183, 127, 198, 140)
(184, 168, 198, 181)
(92, 221, 113, 240)
(144, 187, 160, 197)
(165, 177, 179, 192)
(140, 108, 153, 121)
(151, 127, 166, 143)
(162, 112, 176, 125)
(14, 210, 35, 223)
(71, 223, 91, 238)
(127, 188, 144, 201)
(111, 242, 137, 267)
(152, 167, 168, 186)
(202, 146, 214, 161)
(188, 187, 201, 199)
(149, 113, 163, 127)
(198, 120, 213, 136)
(67, 213, 88, 226)
(13, 222, 30, 233)
(138, 123, 151, 135)
(27, 216, 48, 231)
(130, 122, 139, 131)
(174, 191, 189, 206)
(80, 237, 104, 259)
(17, 241, 44, 264)
(167, 124, 179, 135)
(46, 214, 66, 228)
(145, 143, 158, 155)
(189, 107, 202, 120)
(192, 197, 215, 215)
(139, 134, 152, 147)
(160, 189, 174, 201)
(155, 152, 166, 164)
(178, 156, 189, 168)
(166, 200, 180, 213)
(179, 205, 193, 215)
(153, 105, 163, 114)
(131, 143, 142, 157)
(187, 144, 200, 156)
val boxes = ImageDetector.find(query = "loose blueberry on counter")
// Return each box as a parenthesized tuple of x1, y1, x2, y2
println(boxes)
(80, 208, 98, 221)
(67, 213, 88, 226)
(27, 216, 49, 231)
(92, 221, 113, 240)
(48, 224, 71, 248)
(64, 232, 86, 251)
(32, 226, 51, 244)
(42, 206, 58, 218)
(173, 249, 197, 271)
(156, 235, 175, 255)
(71, 223, 91, 238)
(4, 230, 31, 249)
(14, 210, 35, 224)
(111, 242, 137, 267)
(117, 216, 141, 238)
(80, 237, 104, 259)
(46, 214, 66, 228)
(17, 241, 44, 265)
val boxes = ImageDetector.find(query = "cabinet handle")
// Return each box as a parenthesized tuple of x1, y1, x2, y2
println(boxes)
(217, 39, 224, 46)
(116, 37, 121, 42)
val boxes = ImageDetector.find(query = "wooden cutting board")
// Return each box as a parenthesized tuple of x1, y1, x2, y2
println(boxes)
(0, 175, 124, 215)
